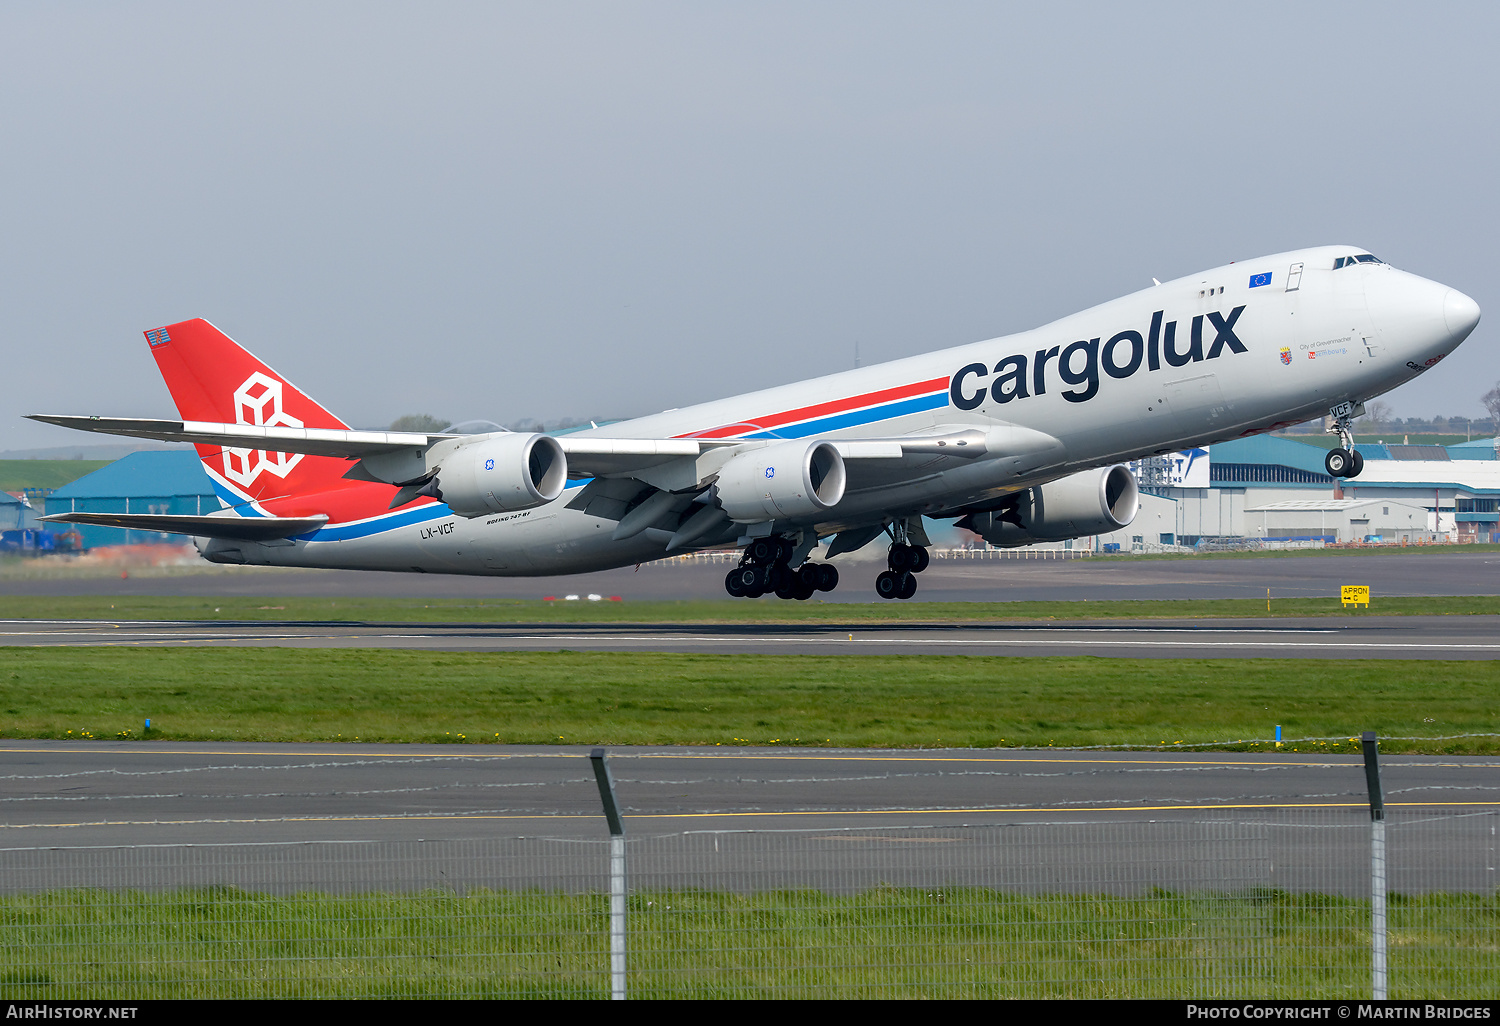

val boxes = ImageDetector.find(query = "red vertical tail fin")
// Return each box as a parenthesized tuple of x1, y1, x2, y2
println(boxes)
(145, 318, 354, 505)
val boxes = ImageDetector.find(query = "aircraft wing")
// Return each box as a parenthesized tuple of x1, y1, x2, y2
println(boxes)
(555, 437, 738, 477)
(553, 433, 977, 477)
(39, 511, 329, 541)
(27, 414, 987, 479)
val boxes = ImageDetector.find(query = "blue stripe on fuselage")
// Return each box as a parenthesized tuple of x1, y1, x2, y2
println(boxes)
(295, 502, 453, 541)
(744, 391, 950, 439)
(292, 479, 589, 542)
(208, 479, 269, 517)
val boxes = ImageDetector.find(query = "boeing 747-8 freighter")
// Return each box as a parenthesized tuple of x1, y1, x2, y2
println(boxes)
(32, 246, 1480, 599)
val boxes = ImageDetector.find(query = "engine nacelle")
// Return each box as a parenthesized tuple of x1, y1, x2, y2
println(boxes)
(714, 440, 847, 523)
(434, 433, 568, 518)
(961, 465, 1138, 546)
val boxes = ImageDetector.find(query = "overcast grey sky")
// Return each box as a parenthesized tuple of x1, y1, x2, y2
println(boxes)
(3, 2, 1496, 448)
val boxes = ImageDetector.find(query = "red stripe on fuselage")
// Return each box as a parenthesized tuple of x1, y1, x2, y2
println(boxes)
(680, 375, 950, 439)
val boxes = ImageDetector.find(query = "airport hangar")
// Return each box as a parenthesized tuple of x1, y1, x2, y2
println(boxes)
(26, 436, 1500, 553)
(1119, 434, 1500, 550)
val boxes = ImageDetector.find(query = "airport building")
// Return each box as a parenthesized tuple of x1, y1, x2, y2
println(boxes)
(1241, 497, 1433, 543)
(45, 451, 217, 550)
(1087, 434, 1500, 550)
(0, 491, 40, 532)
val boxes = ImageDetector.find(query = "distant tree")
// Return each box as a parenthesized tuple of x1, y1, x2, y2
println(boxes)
(1483, 383, 1500, 431)
(1365, 400, 1393, 430)
(389, 414, 449, 432)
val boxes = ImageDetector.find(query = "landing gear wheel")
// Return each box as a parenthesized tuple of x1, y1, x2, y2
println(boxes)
(814, 563, 839, 592)
(774, 568, 800, 600)
(1350, 450, 1364, 477)
(748, 538, 779, 563)
(764, 563, 789, 594)
(793, 566, 819, 600)
(728, 565, 763, 598)
(1325, 448, 1352, 478)
(876, 570, 916, 600)
(888, 542, 930, 573)
(724, 568, 748, 597)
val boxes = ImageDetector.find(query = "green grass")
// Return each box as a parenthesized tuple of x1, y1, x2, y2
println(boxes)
(4, 593, 1500, 623)
(2, 648, 1496, 752)
(0, 886, 1491, 999)
(0, 459, 110, 491)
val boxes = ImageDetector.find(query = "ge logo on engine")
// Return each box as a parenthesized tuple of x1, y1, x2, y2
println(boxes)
(485, 459, 495, 471)
(765, 467, 775, 478)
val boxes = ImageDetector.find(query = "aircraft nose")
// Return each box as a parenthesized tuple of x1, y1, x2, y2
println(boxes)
(1443, 288, 1481, 341)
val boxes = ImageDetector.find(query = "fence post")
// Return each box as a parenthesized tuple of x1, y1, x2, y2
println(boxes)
(1360, 730, 1387, 1001)
(590, 747, 627, 1000)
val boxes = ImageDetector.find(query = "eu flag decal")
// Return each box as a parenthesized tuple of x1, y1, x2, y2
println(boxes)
(145, 327, 171, 347)
(1248, 272, 1272, 288)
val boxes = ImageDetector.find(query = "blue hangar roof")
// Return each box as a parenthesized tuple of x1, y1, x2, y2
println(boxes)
(46, 452, 218, 548)
(1207, 435, 1336, 485)
(1446, 437, 1499, 460)
(50, 451, 215, 500)
(1209, 435, 1332, 475)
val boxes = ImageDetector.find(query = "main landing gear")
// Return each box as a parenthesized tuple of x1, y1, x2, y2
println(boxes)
(724, 536, 839, 600)
(1325, 407, 1366, 479)
(875, 541, 930, 600)
(721, 528, 932, 601)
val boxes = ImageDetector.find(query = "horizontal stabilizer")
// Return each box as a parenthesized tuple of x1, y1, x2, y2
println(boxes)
(27, 415, 439, 459)
(39, 511, 328, 541)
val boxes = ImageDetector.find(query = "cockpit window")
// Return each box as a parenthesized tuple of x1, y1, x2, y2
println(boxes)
(1334, 254, 1384, 269)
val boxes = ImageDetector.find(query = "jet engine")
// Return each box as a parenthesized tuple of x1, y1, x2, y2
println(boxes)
(714, 440, 847, 523)
(957, 464, 1138, 546)
(431, 433, 568, 517)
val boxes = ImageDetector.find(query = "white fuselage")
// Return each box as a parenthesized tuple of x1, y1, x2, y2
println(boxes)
(207, 246, 1477, 575)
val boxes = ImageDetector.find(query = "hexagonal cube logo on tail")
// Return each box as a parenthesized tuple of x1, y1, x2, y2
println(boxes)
(220, 372, 305, 486)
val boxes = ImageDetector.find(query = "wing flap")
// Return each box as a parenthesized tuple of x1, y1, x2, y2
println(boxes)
(39, 511, 328, 541)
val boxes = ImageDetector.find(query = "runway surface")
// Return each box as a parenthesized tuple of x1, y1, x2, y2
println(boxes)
(0, 742, 1493, 895)
(4, 549, 1495, 896)
(6, 613, 1500, 658)
(5, 549, 1499, 603)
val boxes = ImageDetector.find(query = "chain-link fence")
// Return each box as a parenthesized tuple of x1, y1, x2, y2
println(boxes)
(0, 749, 1495, 999)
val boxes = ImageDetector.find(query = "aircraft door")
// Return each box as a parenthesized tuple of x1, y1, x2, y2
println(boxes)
(1359, 280, 1384, 359)
(1163, 372, 1232, 439)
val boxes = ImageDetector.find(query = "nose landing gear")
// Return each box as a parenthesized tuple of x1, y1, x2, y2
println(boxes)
(1325, 404, 1366, 479)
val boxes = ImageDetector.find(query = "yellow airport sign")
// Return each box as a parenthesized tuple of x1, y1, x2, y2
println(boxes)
(1341, 585, 1370, 608)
